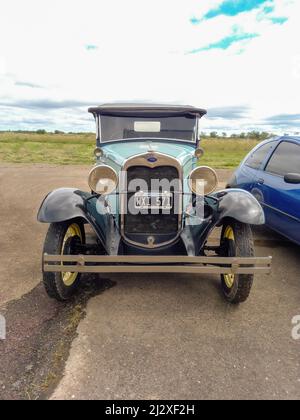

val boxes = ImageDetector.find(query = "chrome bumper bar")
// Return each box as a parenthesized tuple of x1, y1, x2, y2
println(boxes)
(43, 254, 272, 275)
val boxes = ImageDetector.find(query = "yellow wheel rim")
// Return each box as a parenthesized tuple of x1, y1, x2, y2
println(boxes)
(223, 226, 235, 289)
(61, 224, 82, 286)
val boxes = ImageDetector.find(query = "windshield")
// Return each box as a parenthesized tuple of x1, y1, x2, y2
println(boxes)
(99, 115, 197, 142)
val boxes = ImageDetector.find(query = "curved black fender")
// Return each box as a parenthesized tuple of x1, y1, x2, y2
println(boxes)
(214, 188, 265, 225)
(188, 189, 265, 256)
(38, 188, 90, 223)
(37, 188, 111, 252)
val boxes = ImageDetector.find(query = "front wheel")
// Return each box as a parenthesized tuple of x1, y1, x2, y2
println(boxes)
(42, 221, 85, 301)
(220, 220, 254, 304)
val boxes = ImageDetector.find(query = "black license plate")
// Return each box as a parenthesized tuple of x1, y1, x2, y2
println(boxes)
(134, 192, 173, 210)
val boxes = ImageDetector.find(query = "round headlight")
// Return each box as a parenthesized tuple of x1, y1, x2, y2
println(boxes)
(88, 165, 118, 195)
(189, 166, 218, 195)
(94, 147, 103, 159)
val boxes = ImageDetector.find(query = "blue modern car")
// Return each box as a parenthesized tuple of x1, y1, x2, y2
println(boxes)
(228, 136, 300, 245)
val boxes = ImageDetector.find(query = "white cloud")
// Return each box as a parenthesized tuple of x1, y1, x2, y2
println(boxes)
(0, 0, 299, 133)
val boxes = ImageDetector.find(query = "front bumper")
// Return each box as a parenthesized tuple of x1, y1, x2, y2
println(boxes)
(43, 254, 272, 275)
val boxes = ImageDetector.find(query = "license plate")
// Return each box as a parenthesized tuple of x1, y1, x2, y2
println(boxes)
(134, 192, 173, 210)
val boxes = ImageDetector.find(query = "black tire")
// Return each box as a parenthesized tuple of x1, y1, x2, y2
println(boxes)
(220, 220, 254, 304)
(42, 221, 85, 301)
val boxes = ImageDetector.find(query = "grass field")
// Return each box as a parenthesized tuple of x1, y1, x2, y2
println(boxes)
(0, 132, 261, 168)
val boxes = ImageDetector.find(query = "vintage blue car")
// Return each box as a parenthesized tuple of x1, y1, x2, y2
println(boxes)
(38, 104, 271, 304)
(228, 136, 300, 245)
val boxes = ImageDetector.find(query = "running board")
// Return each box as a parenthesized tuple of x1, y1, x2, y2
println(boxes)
(43, 254, 272, 275)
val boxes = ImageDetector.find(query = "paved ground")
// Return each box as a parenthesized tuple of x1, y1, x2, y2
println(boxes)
(0, 164, 300, 400)
(0, 164, 90, 305)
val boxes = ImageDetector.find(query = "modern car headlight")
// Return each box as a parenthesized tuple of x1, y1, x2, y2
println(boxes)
(188, 166, 218, 195)
(88, 165, 118, 195)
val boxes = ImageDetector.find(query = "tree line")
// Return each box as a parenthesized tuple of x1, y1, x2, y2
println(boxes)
(1, 129, 275, 140)
(200, 131, 273, 140)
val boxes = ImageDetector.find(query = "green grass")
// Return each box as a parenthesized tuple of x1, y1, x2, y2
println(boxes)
(200, 138, 260, 168)
(0, 132, 95, 165)
(0, 133, 260, 168)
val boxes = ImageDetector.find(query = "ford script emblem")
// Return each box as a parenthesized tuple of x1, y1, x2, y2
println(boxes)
(147, 157, 157, 163)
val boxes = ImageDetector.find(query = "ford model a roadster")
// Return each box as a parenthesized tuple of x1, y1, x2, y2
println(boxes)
(38, 104, 271, 303)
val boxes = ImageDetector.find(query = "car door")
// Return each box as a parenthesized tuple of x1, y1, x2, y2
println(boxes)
(240, 141, 277, 193)
(252, 140, 300, 244)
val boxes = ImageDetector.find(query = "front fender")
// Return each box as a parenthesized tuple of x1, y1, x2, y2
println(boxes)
(37, 188, 110, 252)
(214, 189, 265, 225)
(37, 188, 90, 223)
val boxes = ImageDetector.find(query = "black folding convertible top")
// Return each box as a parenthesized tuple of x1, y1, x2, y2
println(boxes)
(88, 103, 207, 118)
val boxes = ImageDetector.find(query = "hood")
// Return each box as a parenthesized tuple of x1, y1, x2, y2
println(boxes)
(101, 140, 195, 168)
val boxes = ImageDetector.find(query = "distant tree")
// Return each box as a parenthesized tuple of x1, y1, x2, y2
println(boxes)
(36, 129, 46, 134)
(222, 132, 227, 138)
(260, 131, 270, 140)
(247, 131, 261, 140)
(210, 131, 218, 138)
(54, 130, 65, 134)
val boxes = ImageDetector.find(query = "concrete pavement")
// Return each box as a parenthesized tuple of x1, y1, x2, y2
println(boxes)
(0, 164, 299, 400)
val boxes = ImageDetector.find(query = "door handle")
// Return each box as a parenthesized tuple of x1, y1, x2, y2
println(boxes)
(258, 178, 265, 185)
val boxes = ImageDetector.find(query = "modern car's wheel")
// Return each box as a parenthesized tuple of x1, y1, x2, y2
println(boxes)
(220, 220, 254, 304)
(42, 221, 85, 301)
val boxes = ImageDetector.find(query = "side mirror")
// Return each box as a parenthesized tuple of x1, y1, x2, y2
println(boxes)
(284, 173, 300, 184)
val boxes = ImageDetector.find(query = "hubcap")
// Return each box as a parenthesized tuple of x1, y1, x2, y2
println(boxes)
(61, 224, 82, 286)
(223, 226, 235, 289)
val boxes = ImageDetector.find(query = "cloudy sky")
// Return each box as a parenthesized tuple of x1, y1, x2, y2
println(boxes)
(0, 0, 299, 133)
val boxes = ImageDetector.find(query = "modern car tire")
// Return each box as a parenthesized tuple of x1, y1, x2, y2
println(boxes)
(220, 220, 254, 304)
(42, 221, 85, 301)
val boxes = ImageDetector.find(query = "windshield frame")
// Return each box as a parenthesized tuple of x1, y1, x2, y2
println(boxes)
(96, 114, 200, 145)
